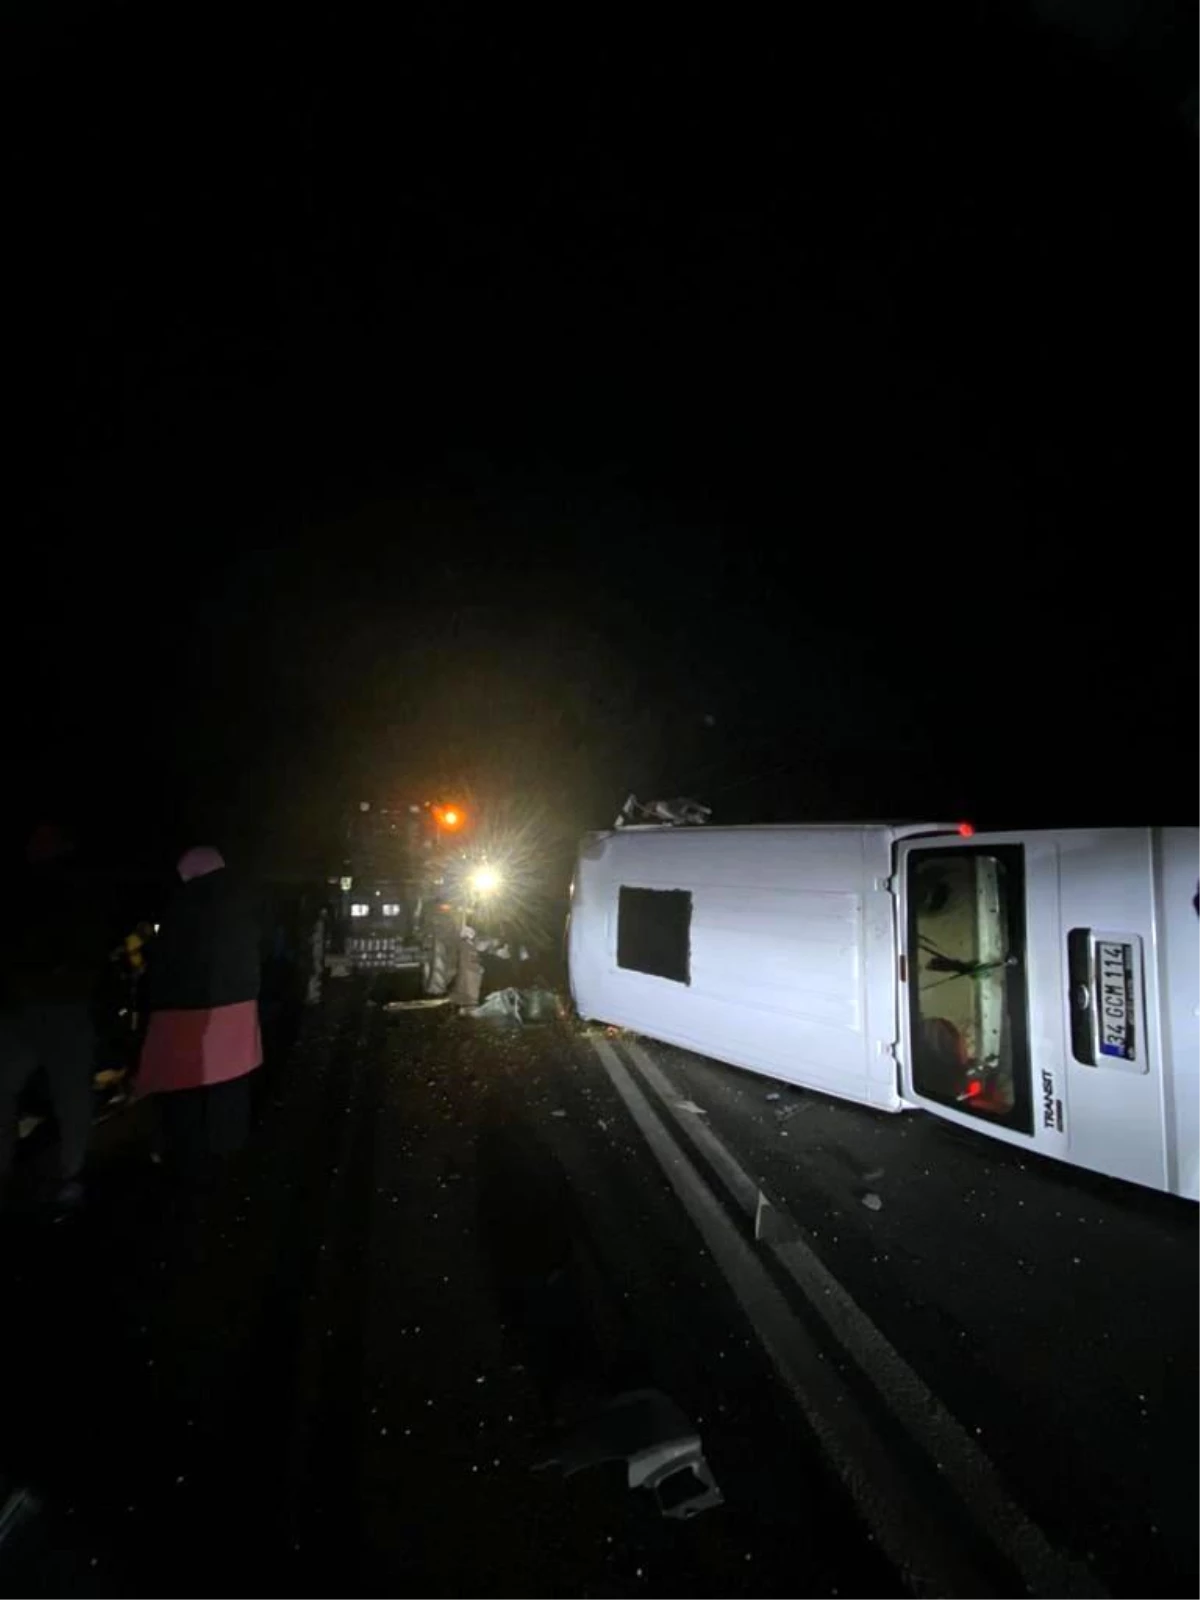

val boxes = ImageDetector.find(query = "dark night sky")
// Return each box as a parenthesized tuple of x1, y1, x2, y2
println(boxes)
(4, 2, 1196, 879)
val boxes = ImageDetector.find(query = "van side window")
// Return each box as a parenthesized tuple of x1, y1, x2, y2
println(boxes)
(617, 887, 692, 984)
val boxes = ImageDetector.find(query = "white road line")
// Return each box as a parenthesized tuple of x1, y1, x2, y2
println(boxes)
(592, 1036, 1004, 1597)
(618, 1035, 1103, 1600)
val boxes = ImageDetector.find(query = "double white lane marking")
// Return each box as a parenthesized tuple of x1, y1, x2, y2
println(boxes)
(589, 1034, 1103, 1600)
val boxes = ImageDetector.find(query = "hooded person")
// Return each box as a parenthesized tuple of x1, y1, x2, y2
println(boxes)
(137, 847, 262, 1177)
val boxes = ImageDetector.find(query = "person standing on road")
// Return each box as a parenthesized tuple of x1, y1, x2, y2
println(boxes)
(0, 823, 106, 1210)
(136, 847, 262, 1181)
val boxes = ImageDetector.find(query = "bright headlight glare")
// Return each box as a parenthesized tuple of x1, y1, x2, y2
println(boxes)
(470, 865, 502, 895)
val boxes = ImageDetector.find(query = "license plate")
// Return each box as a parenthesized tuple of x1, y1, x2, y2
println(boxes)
(1095, 941, 1135, 1059)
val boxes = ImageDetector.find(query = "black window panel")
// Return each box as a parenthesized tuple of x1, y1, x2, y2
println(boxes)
(617, 887, 692, 984)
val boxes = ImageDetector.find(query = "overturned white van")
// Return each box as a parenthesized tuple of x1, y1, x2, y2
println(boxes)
(568, 823, 1200, 1200)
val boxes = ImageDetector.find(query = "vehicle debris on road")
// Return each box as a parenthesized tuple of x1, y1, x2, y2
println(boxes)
(465, 987, 560, 1023)
(535, 1388, 723, 1521)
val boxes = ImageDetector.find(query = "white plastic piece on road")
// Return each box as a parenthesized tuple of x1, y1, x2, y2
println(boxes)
(469, 988, 524, 1020)
(753, 1189, 799, 1246)
(675, 1100, 707, 1116)
(615, 1035, 1104, 1600)
(861, 1193, 883, 1212)
(539, 1387, 723, 1520)
(467, 987, 560, 1023)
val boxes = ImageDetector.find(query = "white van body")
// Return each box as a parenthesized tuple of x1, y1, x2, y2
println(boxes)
(568, 823, 1199, 1200)
(569, 823, 942, 1112)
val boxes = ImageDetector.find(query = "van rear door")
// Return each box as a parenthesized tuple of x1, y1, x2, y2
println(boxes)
(895, 829, 1199, 1199)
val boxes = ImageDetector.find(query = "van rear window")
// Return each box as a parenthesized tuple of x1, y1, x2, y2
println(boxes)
(906, 846, 1033, 1133)
(617, 887, 692, 984)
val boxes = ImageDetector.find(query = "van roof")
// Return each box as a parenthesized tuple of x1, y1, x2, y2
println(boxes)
(597, 821, 957, 840)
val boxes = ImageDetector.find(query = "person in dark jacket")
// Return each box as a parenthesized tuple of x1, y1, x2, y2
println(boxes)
(136, 847, 262, 1178)
(0, 824, 106, 1208)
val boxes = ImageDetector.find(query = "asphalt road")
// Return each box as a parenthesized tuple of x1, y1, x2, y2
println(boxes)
(1, 986, 1195, 1597)
(611, 1035, 1199, 1599)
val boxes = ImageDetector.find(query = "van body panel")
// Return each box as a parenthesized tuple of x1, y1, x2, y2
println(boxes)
(569, 825, 911, 1110)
